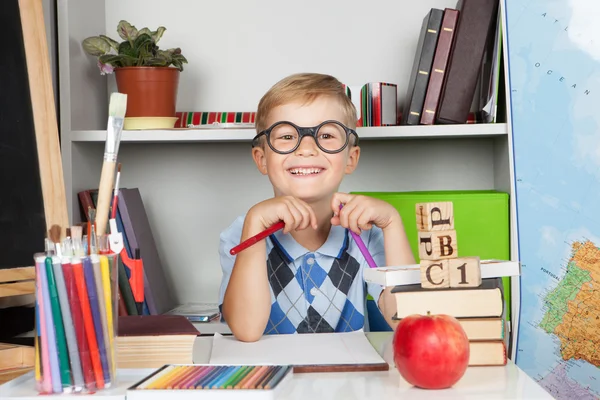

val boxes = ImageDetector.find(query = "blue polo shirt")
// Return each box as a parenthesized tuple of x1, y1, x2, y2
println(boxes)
(218, 216, 386, 334)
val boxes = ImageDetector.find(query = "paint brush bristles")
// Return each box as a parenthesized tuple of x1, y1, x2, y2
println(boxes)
(95, 93, 127, 236)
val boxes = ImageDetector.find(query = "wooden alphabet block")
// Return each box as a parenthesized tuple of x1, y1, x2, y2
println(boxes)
(420, 259, 450, 288)
(418, 230, 458, 260)
(449, 257, 482, 288)
(416, 202, 454, 231)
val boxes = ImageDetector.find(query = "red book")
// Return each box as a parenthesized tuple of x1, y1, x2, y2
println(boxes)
(420, 9, 459, 125)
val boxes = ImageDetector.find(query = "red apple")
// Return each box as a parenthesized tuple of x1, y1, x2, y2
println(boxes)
(393, 313, 469, 389)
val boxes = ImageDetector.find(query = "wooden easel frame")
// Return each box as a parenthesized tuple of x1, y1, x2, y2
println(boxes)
(0, 0, 69, 298)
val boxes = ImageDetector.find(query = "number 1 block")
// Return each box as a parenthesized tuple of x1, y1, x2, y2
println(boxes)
(449, 257, 481, 288)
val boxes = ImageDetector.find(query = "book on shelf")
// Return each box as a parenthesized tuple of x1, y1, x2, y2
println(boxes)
(363, 259, 519, 287)
(402, 0, 502, 125)
(164, 302, 221, 323)
(435, 0, 500, 124)
(419, 8, 459, 125)
(116, 315, 199, 369)
(401, 8, 444, 125)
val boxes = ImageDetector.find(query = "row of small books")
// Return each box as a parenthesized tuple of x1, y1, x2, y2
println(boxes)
(365, 260, 521, 366)
(402, 0, 503, 125)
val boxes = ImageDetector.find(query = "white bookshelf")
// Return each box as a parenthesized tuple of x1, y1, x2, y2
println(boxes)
(70, 123, 508, 143)
(56, 0, 519, 355)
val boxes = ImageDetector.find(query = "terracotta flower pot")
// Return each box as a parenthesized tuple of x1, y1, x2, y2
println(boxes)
(114, 66, 180, 118)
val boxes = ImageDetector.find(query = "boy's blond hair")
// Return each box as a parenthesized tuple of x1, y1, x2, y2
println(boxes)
(255, 73, 357, 133)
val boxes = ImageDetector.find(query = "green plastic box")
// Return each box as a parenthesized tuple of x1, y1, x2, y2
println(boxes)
(352, 190, 511, 320)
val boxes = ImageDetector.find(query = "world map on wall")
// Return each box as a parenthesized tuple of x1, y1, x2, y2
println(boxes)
(507, 0, 600, 398)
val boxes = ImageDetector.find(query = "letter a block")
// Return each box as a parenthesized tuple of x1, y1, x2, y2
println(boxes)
(449, 257, 482, 288)
(420, 260, 450, 289)
(418, 230, 458, 260)
(416, 202, 454, 232)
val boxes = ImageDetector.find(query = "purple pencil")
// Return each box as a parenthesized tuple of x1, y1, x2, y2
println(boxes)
(339, 204, 378, 268)
(82, 256, 111, 384)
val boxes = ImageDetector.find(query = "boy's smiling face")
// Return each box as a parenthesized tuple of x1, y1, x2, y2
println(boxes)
(252, 95, 360, 204)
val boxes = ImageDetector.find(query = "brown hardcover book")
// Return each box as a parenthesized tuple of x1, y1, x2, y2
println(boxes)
(435, 0, 499, 124)
(117, 316, 198, 368)
(117, 315, 199, 337)
(420, 8, 459, 125)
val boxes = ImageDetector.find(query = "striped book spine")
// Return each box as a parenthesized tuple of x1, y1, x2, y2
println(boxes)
(175, 112, 256, 128)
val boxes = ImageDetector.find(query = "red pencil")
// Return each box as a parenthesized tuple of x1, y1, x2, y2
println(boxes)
(229, 221, 285, 255)
(62, 261, 96, 391)
(73, 261, 105, 388)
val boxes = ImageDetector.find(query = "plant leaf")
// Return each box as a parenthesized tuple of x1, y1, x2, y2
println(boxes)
(118, 41, 137, 58)
(152, 27, 166, 43)
(99, 35, 119, 51)
(133, 33, 153, 52)
(145, 57, 169, 67)
(82, 36, 111, 56)
(137, 28, 152, 40)
(117, 20, 138, 42)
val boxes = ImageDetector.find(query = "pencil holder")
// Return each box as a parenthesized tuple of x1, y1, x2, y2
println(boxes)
(34, 250, 119, 394)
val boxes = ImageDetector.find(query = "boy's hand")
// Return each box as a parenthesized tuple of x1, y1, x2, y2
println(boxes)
(248, 196, 318, 234)
(330, 192, 400, 234)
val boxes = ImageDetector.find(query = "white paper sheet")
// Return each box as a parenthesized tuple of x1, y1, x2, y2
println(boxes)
(208, 332, 387, 366)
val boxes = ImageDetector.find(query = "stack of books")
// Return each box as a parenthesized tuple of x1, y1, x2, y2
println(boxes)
(365, 201, 515, 366)
(116, 315, 198, 369)
(390, 278, 508, 366)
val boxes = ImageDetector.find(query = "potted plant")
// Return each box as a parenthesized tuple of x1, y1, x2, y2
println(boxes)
(82, 20, 188, 129)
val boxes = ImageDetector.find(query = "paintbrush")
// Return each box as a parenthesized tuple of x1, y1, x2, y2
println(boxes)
(95, 93, 127, 237)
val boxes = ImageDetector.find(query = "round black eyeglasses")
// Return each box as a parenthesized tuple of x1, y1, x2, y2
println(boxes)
(251, 120, 359, 154)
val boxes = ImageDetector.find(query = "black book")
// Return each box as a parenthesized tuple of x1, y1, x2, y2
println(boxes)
(401, 8, 444, 125)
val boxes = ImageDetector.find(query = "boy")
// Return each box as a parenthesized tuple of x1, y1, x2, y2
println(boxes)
(219, 73, 415, 342)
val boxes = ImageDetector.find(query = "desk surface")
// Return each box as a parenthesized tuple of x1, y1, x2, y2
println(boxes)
(1, 332, 552, 399)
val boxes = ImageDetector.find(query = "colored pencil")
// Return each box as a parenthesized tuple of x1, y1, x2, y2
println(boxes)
(99, 255, 116, 379)
(46, 256, 73, 388)
(177, 365, 211, 389)
(73, 258, 105, 388)
(53, 258, 85, 390)
(194, 365, 225, 389)
(229, 221, 285, 255)
(265, 366, 290, 389)
(34, 256, 52, 393)
(339, 204, 378, 268)
(39, 256, 62, 393)
(62, 259, 96, 390)
(167, 366, 196, 389)
(83, 256, 110, 384)
(91, 255, 111, 378)
(256, 366, 279, 389)
(138, 365, 176, 390)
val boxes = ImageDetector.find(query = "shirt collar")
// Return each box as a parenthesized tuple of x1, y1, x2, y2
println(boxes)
(270, 224, 349, 263)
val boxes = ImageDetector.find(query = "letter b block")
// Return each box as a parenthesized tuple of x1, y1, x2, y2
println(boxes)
(418, 230, 458, 260)
(416, 202, 454, 232)
(420, 259, 450, 289)
(449, 257, 482, 288)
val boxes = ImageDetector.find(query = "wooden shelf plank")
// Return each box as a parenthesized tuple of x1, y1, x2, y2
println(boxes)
(70, 123, 508, 144)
